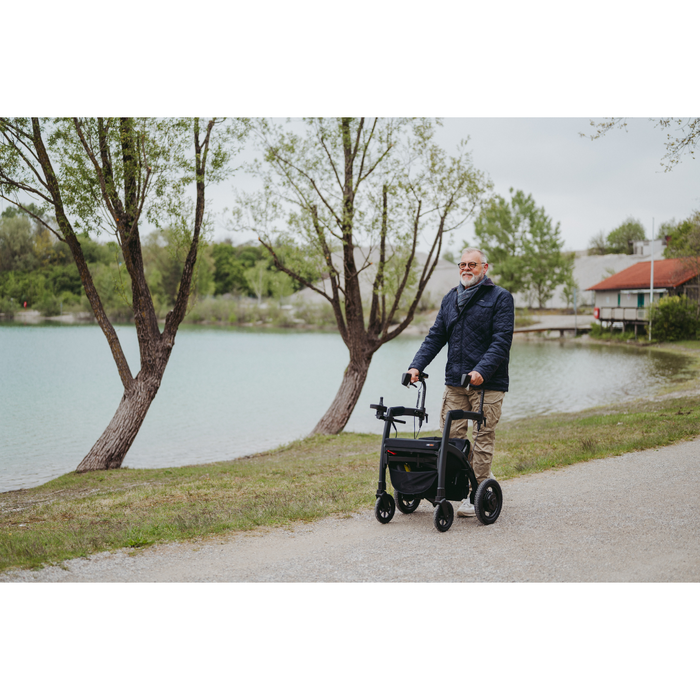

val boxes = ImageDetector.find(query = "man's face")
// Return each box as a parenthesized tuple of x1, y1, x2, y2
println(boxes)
(459, 252, 488, 288)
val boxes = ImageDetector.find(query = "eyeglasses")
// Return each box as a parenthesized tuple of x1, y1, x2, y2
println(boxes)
(458, 261, 483, 270)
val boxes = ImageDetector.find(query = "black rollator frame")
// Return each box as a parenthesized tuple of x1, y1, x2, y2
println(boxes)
(370, 372, 503, 532)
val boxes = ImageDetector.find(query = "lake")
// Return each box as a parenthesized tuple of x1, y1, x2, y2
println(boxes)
(0, 324, 694, 492)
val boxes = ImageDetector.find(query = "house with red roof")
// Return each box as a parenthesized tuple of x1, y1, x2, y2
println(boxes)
(587, 257, 699, 330)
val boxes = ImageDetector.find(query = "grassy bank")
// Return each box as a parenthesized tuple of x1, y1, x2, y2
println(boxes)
(2, 393, 700, 573)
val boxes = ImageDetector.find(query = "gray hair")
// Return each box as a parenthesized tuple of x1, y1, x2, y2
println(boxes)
(461, 247, 488, 264)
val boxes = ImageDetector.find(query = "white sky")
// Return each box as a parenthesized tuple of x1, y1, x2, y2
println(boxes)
(205, 116, 700, 254)
(5, 3, 698, 257)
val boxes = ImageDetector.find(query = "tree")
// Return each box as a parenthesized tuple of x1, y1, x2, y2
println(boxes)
(211, 240, 250, 295)
(582, 118, 700, 171)
(664, 211, 700, 259)
(0, 208, 36, 272)
(244, 259, 271, 304)
(587, 230, 608, 255)
(237, 118, 491, 435)
(0, 117, 247, 472)
(474, 188, 573, 308)
(606, 217, 646, 254)
(559, 267, 580, 308)
(657, 219, 677, 242)
(663, 211, 700, 308)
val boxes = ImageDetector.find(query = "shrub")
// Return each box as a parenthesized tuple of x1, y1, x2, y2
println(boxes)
(0, 296, 19, 319)
(650, 295, 700, 342)
(589, 322, 605, 338)
(589, 323, 637, 342)
(37, 292, 62, 317)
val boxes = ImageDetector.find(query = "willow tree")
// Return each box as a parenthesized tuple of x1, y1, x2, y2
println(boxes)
(0, 118, 247, 472)
(239, 118, 491, 435)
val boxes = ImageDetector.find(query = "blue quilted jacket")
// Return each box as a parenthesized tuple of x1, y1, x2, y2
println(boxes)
(409, 278, 515, 391)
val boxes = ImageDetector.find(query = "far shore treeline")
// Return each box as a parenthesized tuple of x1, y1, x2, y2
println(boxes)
(0, 204, 329, 326)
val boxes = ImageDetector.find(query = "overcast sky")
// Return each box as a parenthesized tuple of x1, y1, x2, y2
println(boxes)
(6, 2, 698, 258)
(206, 117, 700, 254)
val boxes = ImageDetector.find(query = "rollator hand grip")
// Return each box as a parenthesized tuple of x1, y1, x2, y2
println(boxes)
(402, 371, 429, 386)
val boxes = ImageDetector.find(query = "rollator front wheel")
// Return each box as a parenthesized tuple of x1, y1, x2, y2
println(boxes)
(374, 493, 396, 524)
(433, 501, 454, 532)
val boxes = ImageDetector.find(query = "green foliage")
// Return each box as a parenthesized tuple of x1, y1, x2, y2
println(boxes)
(587, 231, 608, 255)
(244, 259, 272, 303)
(657, 219, 677, 242)
(587, 217, 648, 255)
(514, 308, 534, 328)
(0, 295, 18, 318)
(606, 217, 646, 254)
(209, 239, 305, 301)
(474, 188, 573, 308)
(650, 295, 700, 342)
(559, 268, 580, 308)
(211, 241, 251, 295)
(663, 210, 700, 259)
(589, 323, 638, 342)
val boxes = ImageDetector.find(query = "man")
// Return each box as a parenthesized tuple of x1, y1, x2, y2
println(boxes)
(407, 247, 514, 517)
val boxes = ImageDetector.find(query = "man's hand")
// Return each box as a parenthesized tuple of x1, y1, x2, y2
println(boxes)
(407, 368, 421, 383)
(468, 370, 484, 386)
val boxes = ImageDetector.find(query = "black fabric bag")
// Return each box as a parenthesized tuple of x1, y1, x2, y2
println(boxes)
(389, 468, 438, 497)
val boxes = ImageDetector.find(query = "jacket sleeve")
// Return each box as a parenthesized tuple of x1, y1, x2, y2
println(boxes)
(408, 296, 450, 372)
(472, 289, 515, 383)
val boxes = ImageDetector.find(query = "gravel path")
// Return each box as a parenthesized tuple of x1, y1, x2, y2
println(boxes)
(3, 436, 700, 583)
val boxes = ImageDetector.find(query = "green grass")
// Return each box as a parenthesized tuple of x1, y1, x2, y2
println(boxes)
(2, 394, 700, 574)
(491, 395, 700, 478)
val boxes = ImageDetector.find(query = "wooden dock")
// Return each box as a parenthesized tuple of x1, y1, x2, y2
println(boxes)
(514, 324, 591, 337)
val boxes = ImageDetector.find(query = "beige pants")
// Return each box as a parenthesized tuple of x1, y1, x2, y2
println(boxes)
(439, 385, 505, 484)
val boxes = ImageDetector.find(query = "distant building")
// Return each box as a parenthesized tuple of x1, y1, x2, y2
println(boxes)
(632, 238, 667, 257)
(587, 257, 700, 331)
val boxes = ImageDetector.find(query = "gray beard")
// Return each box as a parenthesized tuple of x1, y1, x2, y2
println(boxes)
(461, 271, 485, 288)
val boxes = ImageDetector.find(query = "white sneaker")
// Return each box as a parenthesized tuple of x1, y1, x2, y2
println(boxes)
(457, 499, 476, 517)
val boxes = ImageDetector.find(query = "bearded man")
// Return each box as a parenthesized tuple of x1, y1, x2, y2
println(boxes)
(407, 247, 515, 517)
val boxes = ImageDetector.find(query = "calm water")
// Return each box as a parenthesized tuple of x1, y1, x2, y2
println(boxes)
(0, 324, 694, 492)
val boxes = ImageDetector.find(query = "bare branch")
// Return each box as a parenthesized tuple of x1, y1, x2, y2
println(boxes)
(29, 118, 134, 389)
(271, 150, 343, 230)
(0, 195, 65, 241)
(259, 237, 332, 300)
(316, 123, 343, 192)
(73, 118, 121, 224)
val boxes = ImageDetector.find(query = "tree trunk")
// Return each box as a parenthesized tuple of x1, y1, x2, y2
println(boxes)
(76, 369, 165, 473)
(310, 354, 373, 435)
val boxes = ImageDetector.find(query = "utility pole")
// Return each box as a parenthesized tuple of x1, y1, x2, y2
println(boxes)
(648, 218, 654, 342)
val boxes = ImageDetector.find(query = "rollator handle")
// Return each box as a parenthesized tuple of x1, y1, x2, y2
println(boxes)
(402, 371, 429, 387)
(461, 372, 485, 390)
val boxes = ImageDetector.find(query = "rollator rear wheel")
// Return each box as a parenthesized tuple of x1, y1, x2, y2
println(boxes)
(395, 490, 421, 514)
(433, 501, 454, 532)
(474, 478, 502, 525)
(375, 493, 396, 524)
